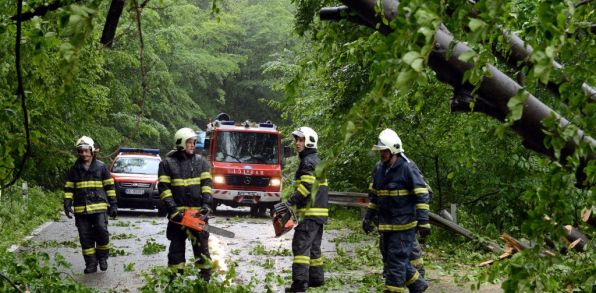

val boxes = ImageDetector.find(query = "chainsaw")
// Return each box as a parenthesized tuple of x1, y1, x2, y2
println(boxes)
(272, 202, 296, 237)
(171, 209, 235, 238)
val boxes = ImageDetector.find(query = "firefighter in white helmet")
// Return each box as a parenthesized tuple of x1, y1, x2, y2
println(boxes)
(63, 136, 117, 274)
(157, 127, 214, 281)
(275, 126, 329, 292)
(364, 129, 429, 292)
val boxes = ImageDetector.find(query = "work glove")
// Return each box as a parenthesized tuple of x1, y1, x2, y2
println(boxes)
(362, 219, 375, 234)
(199, 206, 211, 222)
(64, 199, 74, 219)
(362, 209, 377, 234)
(274, 202, 290, 214)
(199, 205, 212, 215)
(170, 212, 183, 223)
(417, 224, 431, 239)
(108, 203, 118, 218)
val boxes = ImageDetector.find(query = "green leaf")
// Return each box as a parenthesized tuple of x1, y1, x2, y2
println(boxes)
(507, 93, 528, 122)
(402, 51, 421, 65)
(468, 18, 486, 32)
(396, 70, 416, 86)
(411, 58, 424, 72)
(458, 51, 476, 63)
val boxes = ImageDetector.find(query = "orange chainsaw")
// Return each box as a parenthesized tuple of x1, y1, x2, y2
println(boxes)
(272, 202, 296, 237)
(171, 209, 235, 238)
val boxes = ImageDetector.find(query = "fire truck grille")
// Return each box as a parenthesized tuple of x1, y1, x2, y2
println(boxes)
(224, 175, 270, 187)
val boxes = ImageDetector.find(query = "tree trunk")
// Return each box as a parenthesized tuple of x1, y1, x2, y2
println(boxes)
(323, 0, 595, 185)
(101, 0, 126, 48)
(563, 225, 589, 252)
(429, 212, 502, 253)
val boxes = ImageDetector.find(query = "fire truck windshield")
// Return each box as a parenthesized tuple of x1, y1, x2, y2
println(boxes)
(215, 131, 279, 164)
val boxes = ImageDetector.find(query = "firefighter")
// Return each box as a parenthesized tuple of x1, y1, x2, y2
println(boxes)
(369, 187, 432, 279)
(63, 136, 117, 274)
(362, 129, 429, 293)
(278, 126, 329, 292)
(158, 127, 213, 281)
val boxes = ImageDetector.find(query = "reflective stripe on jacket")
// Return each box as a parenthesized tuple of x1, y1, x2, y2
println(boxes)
(64, 158, 116, 215)
(158, 151, 212, 216)
(288, 149, 329, 224)
(367, 154, 430, 231)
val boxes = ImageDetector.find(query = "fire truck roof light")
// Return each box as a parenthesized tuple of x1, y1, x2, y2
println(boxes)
(221, 121, 235, 126)
(119, 147, 160, 155)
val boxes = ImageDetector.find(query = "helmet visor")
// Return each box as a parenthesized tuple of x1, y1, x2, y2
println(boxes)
(77, 144, 92, 150)
(371, 139, 389, 151)
(291, 129, 305, 138)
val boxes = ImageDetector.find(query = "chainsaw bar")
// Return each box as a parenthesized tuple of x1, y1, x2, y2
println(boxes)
(204, 225, 235, 238)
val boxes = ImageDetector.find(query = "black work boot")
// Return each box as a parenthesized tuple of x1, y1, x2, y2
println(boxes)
(199, 269, 211, 282)
(285, 281, 308, 292)
(83, 255, 98, 274)
(98, 258, 108, 271)
(309, 280, 325, 288)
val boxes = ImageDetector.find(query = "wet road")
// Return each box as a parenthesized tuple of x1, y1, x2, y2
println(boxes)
(23, 207, 501, 292)
(23, 207, 316, 292)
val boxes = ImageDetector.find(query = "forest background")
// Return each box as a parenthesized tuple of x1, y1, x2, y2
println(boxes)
(0, 0, 593, 292)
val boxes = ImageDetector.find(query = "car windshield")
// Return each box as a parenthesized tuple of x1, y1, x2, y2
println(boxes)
(111, 157, 160, 175)
(215, 131, 279, 164)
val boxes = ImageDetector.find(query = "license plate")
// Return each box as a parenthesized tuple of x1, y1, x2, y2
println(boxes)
(238, 192, 257, 197)
(125, 189, 145, 195)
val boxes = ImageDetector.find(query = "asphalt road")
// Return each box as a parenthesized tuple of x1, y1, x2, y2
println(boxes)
(21, 207, 501, 292)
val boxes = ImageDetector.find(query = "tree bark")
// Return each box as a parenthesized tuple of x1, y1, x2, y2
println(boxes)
(101, 0, 126, 48)
(563, 225, 589, 252)
(429, 212, 502, 253)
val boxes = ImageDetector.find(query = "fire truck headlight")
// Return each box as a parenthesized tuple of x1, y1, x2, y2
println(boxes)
(213, 175, 225, 184)
(270, 178, 281, 187)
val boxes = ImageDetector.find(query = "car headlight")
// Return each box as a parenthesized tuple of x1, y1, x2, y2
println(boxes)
(270, 178, 281, 187)
(213, 175, 225, 184)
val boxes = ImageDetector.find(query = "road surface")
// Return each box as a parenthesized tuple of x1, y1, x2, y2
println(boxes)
(20, 207, 501, 292)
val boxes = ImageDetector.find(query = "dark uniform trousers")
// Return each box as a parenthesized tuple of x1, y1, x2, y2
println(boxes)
(380, 229, 427, 293)
(292, 219, 324, 285)
(381, 234, 425, 278)
(75, 213, 110, 264)
(166, 221, 211, 278)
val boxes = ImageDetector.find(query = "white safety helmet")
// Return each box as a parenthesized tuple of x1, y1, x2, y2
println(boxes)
(371, 128, 403, 154)
(76, 136, 95, 152)
(292, 126, 318, 149)
(174, 127, 198, 150)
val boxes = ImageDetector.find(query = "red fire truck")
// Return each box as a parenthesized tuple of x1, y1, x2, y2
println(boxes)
(202, 114, 282, 217)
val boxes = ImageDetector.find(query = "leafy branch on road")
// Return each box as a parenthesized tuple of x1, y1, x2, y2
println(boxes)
(142, 238, 166, 255)
(0, 252, 94, 292)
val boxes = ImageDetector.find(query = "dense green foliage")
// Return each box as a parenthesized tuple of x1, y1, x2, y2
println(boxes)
(268, 0, 594, 291)
(0, 185, 92, 292)
(0, 184, 62, 252)
(0, 0, 295, 189)
(0, 252, 95, 292)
